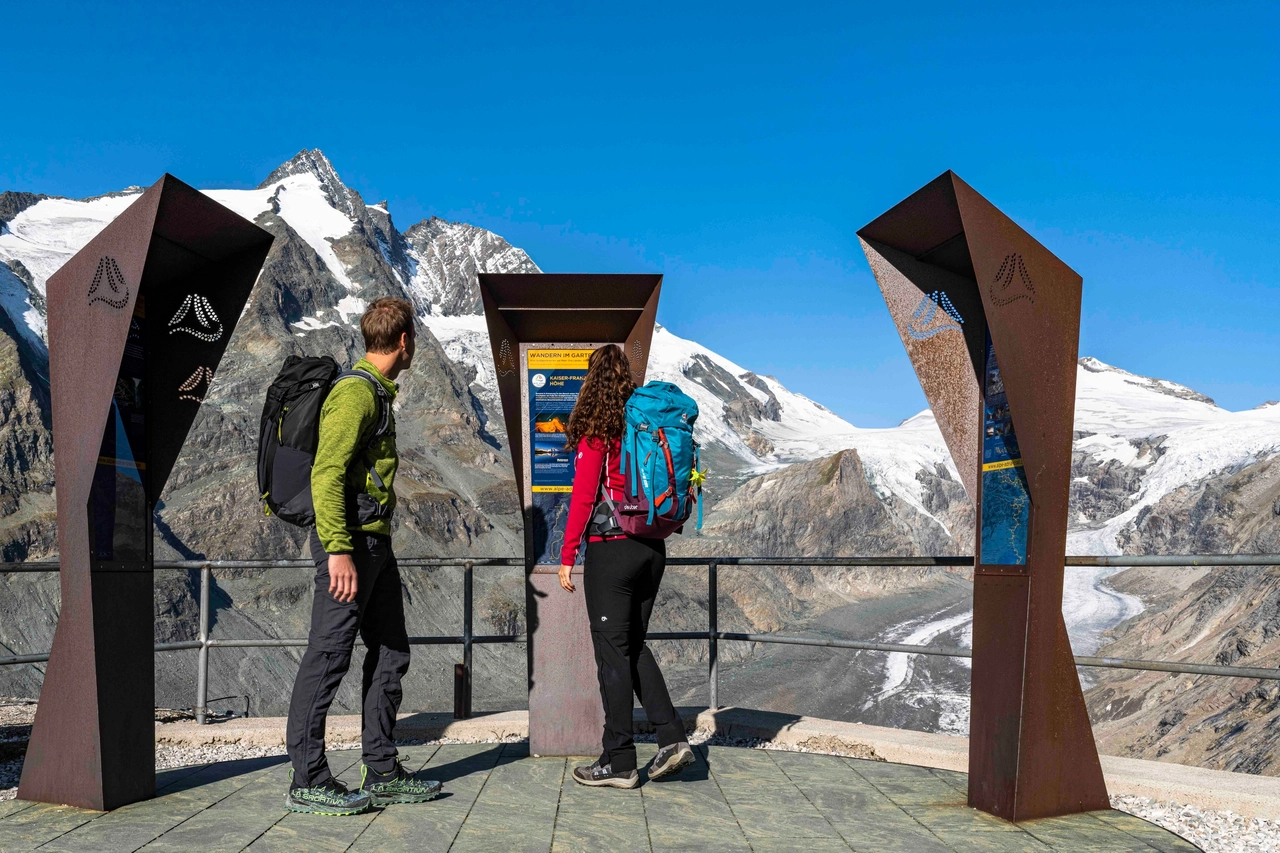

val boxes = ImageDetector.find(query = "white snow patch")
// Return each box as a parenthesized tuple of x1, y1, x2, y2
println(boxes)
(864, 608, 974, 711)
(420, 313, 501, 409)
(0, 193, 142, 287)
(206, 174, 358, 292)
(0, 264, 46, 352)
(335, 296, 367, 324)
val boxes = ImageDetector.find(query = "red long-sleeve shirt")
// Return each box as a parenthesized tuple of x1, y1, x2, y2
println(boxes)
(559, 435, 627, 566)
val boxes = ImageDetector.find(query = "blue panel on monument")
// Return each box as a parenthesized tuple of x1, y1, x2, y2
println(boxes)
(979, 330, 1030, 565)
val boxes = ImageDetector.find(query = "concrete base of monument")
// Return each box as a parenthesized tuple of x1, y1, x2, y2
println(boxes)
(152, 706, 1280, 821)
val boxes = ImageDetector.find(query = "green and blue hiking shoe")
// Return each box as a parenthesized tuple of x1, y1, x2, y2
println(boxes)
(360, 759, 442, 805)
(284, 775, 372, 816)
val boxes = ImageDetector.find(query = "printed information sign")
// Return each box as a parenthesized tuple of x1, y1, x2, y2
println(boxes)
(527, 348, 590, 564)
(979, 331, 1030, 565)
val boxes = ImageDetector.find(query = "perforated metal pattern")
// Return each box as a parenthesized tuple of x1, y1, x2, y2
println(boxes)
(497, 339, 515, 376)
(88, 257, 130, 309)
(988, 253, 1035, 305)
(168, 294, 224, 342)
(177, 366, 214, 402)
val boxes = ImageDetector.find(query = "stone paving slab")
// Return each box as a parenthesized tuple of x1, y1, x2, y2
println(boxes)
(0, 746, 1201, 852)
(151, 708, 1280, 821)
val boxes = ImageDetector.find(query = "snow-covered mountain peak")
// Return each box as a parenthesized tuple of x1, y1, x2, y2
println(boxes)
(259, 148, 363, 221)
(1079, 356, 1217, 406)
(404, 217, 539, 316)
(1073, 358, 1227, 440)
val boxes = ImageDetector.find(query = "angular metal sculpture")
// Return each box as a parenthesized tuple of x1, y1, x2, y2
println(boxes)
(478, 273, 661, 757)
(858, 172, 1108, 821)
(19, 175, 272, 810)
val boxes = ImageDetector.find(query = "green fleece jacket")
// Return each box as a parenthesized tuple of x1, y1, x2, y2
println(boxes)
(312, 358, 398, 553)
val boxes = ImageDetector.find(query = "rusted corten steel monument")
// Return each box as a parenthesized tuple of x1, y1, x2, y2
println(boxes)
(19, 175, 272, 810)
(478, 273, 661, 757)
(858, 171, 1108, 822)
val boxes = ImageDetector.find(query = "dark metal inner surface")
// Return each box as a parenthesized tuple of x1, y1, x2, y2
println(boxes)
(858, 171, 964, 257)
(496, 308, 644, 342)
(479, 273, 663, 309)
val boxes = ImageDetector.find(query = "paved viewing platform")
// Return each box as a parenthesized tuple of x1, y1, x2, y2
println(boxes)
(0, 743, 1198, 852)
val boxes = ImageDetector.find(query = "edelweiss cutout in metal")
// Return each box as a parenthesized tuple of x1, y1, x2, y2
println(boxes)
(478, 273, 662, 758)
(18, 174, 273, 811)
(858, 171, 1107, 822)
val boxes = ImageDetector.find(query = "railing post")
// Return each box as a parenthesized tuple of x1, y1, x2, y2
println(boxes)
(195, 564, 211, 725)
(455, 560, 473, 719)
(708, 560, 719, 710)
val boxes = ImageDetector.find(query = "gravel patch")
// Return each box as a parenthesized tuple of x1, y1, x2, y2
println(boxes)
(1112, 795, 1279, 853)
(0, 698, 37, 729)
(0, 699, 35, 801)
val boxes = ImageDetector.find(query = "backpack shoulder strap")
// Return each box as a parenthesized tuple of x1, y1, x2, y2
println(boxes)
(334, 369, 392, 437)
(332, 369, 393, 490)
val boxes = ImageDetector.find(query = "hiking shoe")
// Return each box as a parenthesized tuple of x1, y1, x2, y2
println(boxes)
(284, 776, 372, 816)
(572, 761, 640, 789)
(360, 759, 442, 805)
(648, 741, 695, 781)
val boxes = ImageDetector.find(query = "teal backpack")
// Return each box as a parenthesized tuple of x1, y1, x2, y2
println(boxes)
(606, 381, 703, 538)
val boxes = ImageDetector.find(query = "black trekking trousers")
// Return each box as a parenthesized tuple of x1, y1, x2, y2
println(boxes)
(286, 529, 410, 787)
(583, 536, 685, 773)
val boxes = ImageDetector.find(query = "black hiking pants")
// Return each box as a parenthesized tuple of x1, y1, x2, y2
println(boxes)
(286, 529, 410, 788)
(583, 536, 685, 773)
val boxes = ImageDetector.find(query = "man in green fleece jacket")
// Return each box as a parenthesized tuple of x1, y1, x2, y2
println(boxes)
(284, 297, 441, 817)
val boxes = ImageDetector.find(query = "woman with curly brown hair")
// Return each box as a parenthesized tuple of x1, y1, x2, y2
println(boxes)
(558, 344, 694, 789)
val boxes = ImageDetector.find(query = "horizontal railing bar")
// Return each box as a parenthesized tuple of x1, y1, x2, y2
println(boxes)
(695, 632, 1280, 681)
(2, 556, 1276, 574)
(1065, 555, 1280, 568)
(155, 641, 203, 652)
(0, 633, 528, 664)
(0, 641, 204, 666)
(647, 632, 714, 641)
(200, 635, 526, 650)
(713, 631, 973, 658)
(0, 653, 49, 665)
(1073, 656, 1280, 680)
(668, 557, 975, 567)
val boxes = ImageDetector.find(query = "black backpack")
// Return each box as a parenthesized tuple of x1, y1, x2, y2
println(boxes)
(257, 355, 392, 527)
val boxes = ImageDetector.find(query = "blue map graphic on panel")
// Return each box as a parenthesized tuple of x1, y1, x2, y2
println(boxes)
(531, 493, 573, 565)
(981, 466, 1030, 564)
(979, 331, 1030, 565)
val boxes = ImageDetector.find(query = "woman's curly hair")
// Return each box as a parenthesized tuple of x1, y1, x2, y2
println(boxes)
(565, 344, 635, 449)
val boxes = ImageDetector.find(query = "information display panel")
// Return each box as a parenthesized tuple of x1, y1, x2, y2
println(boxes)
(979, 331, 1030, 565)
(524, 346, 594, 565)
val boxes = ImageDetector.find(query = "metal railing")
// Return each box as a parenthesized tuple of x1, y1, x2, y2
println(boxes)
(1, 554, 1277, 722)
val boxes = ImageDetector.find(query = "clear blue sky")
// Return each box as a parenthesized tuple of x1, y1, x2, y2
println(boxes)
(4, 2, 1277, 426)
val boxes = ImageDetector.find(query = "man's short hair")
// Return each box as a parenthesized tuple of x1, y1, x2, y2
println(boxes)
(361, 298, 415, 353)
